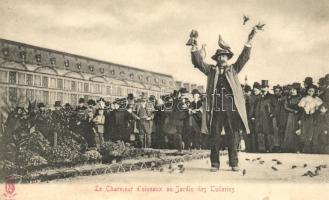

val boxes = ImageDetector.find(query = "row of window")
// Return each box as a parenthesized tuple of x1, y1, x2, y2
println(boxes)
(2, 87, 162, 106)
(0, 70, 134, 96)
(2, 48, 174, 86)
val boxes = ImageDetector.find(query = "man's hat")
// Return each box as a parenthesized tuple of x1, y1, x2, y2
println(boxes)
(191, 88, 201, 95)
(291, 82, 301, 91)
(253, 82, 261, 89)
(87, 99, 96, 106)
(54, 101, 62, 107)
(179, 87, 189, 94)
(37, 102, 45, 108)
(273, 84, 282, 91)
(149, 95, 156, 102)
(211, 48, 234, 61)
(127, 93, 134, 100)
(78, 98, 85, 104)
(244, 85, 252, 92)
(261, 80, 269, 88)
(303, 77, 313, 84)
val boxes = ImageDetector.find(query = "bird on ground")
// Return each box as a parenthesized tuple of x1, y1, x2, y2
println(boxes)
(159, 167, 164, 172)
(303, 170, 316, 177)
(245, 158, 250, 161)
(179, 168, 185, 173)
(256, 157, 261, 160)
(259, 160, 265, 164)
(242, 169, 246, 176)
(272, 159, 278, 162)
(321, 164, 327, 168)
(291, 165, 297, 169)
(252, 159, 256, 162)
(276, 161, 282, 165)
(316, 166, 322, 171)
(218, 34, 231, 50)
(243, 14, 250, 25)
(255, 22, 266, 31)
(178, 164, 184, 169)
(271, 166, 278, 171)
(303, 164, 308, 168)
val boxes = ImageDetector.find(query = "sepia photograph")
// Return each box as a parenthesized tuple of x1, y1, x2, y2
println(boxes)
(0, 0, 328, 199)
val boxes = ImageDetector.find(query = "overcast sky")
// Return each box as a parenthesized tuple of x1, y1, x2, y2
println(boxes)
(0, 0, 328, 87)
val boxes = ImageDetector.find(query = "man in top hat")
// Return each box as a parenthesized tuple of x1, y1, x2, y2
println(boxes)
(189, 27, 258, 172)
(253, 80, 275, 152)
(133, 92, 155, 148)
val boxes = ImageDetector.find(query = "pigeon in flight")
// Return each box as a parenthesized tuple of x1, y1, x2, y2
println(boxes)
(243, 14, 250, 25)
(256, 22, 266, 31)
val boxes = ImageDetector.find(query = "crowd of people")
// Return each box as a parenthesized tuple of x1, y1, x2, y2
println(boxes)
(3, 74, 329, 155)
(243, 75, 329, 154)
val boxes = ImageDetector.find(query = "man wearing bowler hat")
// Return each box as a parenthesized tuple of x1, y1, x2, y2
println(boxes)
(189, 28, 258, 172)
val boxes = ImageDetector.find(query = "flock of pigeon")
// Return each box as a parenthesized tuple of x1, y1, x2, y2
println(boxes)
(242, 157, 328, 178)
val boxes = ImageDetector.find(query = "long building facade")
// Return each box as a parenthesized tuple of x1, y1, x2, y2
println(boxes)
(0, 39, 180, 108)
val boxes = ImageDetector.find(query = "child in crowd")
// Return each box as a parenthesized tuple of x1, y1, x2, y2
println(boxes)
(93, 108, 105, 149)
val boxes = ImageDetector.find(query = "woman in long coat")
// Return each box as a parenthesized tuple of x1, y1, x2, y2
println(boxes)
(282, 85, 301, 152)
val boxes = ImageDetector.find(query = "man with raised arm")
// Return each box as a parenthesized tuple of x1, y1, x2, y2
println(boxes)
(188, 28, 257, 172)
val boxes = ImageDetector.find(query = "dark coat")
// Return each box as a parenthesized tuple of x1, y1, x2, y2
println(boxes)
(191, 45, 251, 134)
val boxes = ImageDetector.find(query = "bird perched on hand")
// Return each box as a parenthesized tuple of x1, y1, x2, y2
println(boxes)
(255, 22, 266, 31)
(218, 34, 231, 51)
(186, 29, 198, 46)
(242, 169, 246, 176)
(243, 14, 250, 25)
